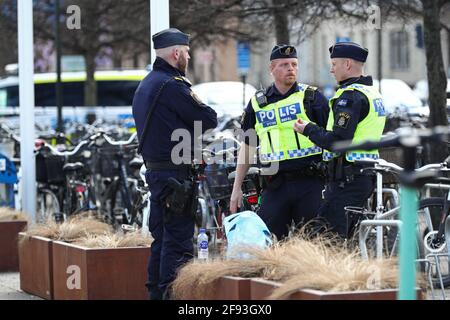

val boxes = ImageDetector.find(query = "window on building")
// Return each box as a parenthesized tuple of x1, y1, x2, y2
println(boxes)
(390, 31, 410, 70)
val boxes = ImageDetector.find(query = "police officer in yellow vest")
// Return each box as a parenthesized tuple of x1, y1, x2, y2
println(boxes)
(230, 44, 329, 240)
(294, 41, 386, 239)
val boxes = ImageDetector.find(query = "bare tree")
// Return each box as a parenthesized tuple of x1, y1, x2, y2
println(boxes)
(420, 0, 449, 163)
(33, 0, 150, 106)
(322, 0, 449, 163)
(0, 0, 17, 77)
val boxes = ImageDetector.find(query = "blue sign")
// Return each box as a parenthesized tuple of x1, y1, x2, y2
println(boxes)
(256, 110, 277, 128)
(374, 98, 386, 117)
(279, 103, 301, 123)
(237, 41, 251, 74)
(336, 37, 351, 43)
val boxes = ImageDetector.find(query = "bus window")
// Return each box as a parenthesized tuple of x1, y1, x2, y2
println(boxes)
(34, 82, 84, 106)
(0, 89, 6, 107)
(0, 77, 142, 107)
(98, 81, 140, 106)
(6, 86, 18, 106)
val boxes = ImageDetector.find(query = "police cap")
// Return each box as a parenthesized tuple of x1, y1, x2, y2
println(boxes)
(152, 28, 190, 49)
(270, 44, 297, 61)
(329, 41, 368, 62)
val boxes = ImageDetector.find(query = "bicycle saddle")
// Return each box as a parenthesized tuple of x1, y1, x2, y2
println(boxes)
(63, 162, 84, 173)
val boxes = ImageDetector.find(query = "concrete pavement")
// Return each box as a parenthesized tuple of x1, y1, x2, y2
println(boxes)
(0, 272, 41, 300)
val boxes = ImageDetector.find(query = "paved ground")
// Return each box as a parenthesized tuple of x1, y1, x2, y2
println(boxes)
(0, 272, 41, 300)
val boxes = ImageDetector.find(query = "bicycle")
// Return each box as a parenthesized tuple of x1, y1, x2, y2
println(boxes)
(351, 157, 450, 290)
(35, 135, 95, 222)
(333, 126, 450, 299)
(92, 131, 138, 226)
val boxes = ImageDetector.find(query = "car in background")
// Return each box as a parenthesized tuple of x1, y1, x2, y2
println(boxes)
(191, 81, 257, 141)
(373, 79, 429, 118)
(191, 81, 257, 119)
(413, 78, 450, 109)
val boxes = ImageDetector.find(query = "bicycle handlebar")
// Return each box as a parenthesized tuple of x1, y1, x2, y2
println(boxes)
(101, 132, 137, 146)
(43, 140, 89, 157)
(332, 126, 450, 153)
(332, 135, 400, 153)
(357, 158, 449, 175)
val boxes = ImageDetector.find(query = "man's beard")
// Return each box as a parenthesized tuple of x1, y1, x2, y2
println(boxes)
(177, 55, 188, 74)
(283, 76, 296, 86)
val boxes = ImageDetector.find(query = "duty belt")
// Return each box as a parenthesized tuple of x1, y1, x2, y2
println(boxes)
(326, 157, 368, 182)
(263, 166, 318, 184)
(280, 167, 318, 181)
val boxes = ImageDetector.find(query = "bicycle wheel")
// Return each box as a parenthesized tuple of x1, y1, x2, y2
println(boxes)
(36, 188, 60, 223)
(354, 192, 400, 259)
(129, 189, 149, 228)
(417, 197, 450, 288)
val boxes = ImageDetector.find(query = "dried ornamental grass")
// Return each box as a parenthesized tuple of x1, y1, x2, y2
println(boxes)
(73, 231, 153, 248)
(57, 215, 112, 242)
(0, 207, 29, 222)
(21, 215, 111, 243)
(117, 231, 153, 248)
(21, 218, 59, 240)
(172, 233, 416, 300)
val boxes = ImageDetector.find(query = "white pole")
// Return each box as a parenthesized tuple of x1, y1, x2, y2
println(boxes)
(18, 0, 36, 221)
(150, 0, 170, 65)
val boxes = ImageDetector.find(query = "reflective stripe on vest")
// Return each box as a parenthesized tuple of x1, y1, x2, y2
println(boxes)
(323, 83, 386, 162)
(251, 84, 322, 163)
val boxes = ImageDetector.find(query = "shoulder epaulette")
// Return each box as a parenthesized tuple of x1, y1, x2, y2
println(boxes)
(174, 76, 192, 86)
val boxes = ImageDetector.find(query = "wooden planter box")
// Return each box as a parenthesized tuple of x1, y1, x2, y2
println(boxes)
(52, 241, 150, 300)
(0, 221, 27, 271)
(18, 233, 54, 299)
(183, 276, 251, 300)
(249, 278, 424, 300)
(211, 276, 251, 300)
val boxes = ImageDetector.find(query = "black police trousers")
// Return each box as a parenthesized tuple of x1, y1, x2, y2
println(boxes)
(258, 175, 324, 240)
(145, 169, 195, 300)
(318, 174, 375, 239)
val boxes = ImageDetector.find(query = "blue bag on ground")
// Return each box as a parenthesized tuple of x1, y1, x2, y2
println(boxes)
(223, 211, 272, 259)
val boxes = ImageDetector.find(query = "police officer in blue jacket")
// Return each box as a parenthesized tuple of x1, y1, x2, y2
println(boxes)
(132, 28, 217, 299)
(230, 44, 329, 240)
(294, 42, 386, 239)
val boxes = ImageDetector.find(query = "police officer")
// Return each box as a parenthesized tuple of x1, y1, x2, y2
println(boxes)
(294, 41, 386, 239)
(230, 44, 329, 240)
(132, 28, 217, 299)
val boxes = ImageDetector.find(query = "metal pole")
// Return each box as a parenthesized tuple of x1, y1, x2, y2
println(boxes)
(398, 187, 418, 299)
(376, 172, 383, 259)
(150, 0, 170, 65)
(18, 0, 36, 222)
(55, 0, 63, 133)
(242, 74, 247, 108)
(398, 146, 418, 300)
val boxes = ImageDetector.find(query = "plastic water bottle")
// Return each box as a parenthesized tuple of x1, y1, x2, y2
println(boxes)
(197, 228, 209, 260)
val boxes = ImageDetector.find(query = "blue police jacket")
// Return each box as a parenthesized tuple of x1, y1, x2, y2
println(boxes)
(303, 76, 372, 164)
(132, 57, 218, 163)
